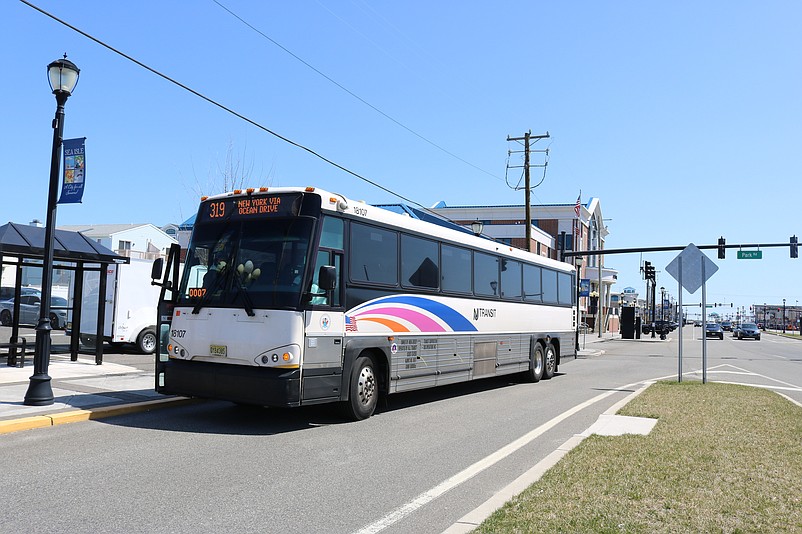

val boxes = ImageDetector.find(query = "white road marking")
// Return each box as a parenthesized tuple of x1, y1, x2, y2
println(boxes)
(705, 363, 802, 391)
(352, 381, 647, 534)
(355, 361, 802, 534)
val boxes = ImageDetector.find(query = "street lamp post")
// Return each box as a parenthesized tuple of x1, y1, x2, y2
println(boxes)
(660, 287, 665, 321)
(24, 56, 80, 406)
(783, 298, 786, 334)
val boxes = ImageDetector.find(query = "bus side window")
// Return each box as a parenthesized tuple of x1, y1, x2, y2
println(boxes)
(310, 251, 341, 306)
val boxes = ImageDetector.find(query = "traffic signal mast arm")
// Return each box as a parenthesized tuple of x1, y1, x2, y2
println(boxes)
(562, 239, 799, 259)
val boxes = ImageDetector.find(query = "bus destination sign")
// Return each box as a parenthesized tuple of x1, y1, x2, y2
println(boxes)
(200, 193, 301, 222)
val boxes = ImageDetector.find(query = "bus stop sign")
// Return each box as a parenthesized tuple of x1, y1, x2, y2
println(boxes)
(665, 243, 718, 294)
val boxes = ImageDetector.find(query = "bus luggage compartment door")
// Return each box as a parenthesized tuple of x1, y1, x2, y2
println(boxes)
(473, 340, 497, 377)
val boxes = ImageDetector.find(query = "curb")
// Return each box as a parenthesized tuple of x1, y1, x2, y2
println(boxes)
(0, 396, 198, 435)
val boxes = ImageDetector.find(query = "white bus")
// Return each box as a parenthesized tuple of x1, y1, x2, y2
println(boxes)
(152, 186, 577, 420)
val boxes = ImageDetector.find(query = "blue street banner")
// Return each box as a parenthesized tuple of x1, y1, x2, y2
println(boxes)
(59, 137, 86, 204)
(580, 278, 590, 297)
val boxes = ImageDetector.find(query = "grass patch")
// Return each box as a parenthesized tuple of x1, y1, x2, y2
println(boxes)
(476, 382, 802, 533)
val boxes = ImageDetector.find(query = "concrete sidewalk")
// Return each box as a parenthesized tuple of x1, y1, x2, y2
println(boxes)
(0, 353, 192, 434)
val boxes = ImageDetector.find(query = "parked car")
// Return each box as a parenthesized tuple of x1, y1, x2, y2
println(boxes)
(0, 286, 41, 301)
(0, 295, 68, 329)
(705, 322, 724, 339)
(735, 323, 761, 340)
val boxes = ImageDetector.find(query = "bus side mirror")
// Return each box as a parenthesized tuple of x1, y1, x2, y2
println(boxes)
(151, 258, 164, 281)
(318, 266, 337, 291)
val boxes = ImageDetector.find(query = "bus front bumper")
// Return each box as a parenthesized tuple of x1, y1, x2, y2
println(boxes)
(158, 359, 301, 407)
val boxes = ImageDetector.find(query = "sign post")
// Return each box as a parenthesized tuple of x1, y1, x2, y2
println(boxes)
(665, 244, 719, 383)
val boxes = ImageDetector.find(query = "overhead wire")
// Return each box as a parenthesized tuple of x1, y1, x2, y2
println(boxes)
(20, 0, 434, 212)
(212, 0, 504, 183)
(21, 0, 570, 235)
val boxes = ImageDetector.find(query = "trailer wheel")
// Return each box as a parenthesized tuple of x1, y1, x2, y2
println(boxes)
(543, 342, 557, 380)
(136, 328, 158, 354)
(523, 342, 545, 383)
(80, 334, 97, 348)
(341, 355, 378, 421)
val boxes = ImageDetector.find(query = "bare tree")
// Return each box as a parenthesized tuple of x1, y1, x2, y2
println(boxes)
(186, 139, 274, 198)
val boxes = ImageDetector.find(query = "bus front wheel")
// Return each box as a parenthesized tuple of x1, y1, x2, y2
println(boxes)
(543, 342, 557, 380)
(342, 355, 378, 421)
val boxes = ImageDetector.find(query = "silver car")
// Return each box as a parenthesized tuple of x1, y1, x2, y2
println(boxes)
(0, 295, 68, 329)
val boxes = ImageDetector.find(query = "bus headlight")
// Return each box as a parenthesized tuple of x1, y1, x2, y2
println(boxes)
(255, 345, 300, 367)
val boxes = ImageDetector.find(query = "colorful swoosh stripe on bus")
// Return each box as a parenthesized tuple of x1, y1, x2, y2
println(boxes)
(348, 296, 477, 333)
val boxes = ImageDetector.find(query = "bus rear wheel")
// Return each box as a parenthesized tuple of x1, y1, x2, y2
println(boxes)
(523, 342, 544, 383)
(342, 355, 378, 421)
(543, 342, 557, 379)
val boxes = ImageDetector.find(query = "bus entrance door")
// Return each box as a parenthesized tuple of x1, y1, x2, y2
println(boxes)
(301, 311, 344, 402)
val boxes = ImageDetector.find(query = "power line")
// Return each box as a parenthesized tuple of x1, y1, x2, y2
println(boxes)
(19, 0, 432, 211)
(212, 0, 503, 182)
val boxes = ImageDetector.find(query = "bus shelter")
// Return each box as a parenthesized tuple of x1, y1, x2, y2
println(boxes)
(0, 222, 128, 365)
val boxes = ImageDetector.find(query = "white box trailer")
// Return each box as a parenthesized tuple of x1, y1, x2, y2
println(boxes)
(78, 258, 160, 354)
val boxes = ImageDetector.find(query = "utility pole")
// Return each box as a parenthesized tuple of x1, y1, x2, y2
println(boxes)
(506, 131, 550, 252)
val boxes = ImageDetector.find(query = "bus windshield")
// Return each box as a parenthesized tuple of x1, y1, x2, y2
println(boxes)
(178, 217, 315, 311)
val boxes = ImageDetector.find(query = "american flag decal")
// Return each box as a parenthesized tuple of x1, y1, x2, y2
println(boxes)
(345, 315, 358, 332)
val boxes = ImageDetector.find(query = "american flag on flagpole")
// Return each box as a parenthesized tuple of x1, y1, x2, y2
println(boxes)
(574, 191, 581, 218)
(345, 315, 358, 332)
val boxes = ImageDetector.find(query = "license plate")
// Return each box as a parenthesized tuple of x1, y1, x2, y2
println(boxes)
(210, 344, 227, 357)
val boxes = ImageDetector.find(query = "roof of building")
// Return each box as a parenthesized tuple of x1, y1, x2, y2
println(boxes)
(58, 223, 155, 236)
(0, 222, 127, 263)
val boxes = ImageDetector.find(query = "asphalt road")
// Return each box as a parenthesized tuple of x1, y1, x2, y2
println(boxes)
(1, 326, 800, 534)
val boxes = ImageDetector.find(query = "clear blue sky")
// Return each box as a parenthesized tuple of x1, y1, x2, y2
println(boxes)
(4, 1, 801, 319)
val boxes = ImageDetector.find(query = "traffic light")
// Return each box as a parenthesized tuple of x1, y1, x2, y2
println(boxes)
(791, 235, 798, 258)
(644, 261, 655, 281)
(718, 236, 726, 259)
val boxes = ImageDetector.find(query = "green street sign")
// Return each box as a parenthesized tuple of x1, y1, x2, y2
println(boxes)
(737, 250, 762, 259)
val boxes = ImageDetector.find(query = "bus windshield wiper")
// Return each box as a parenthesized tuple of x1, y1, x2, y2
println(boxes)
(233, 282, 256, 317)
